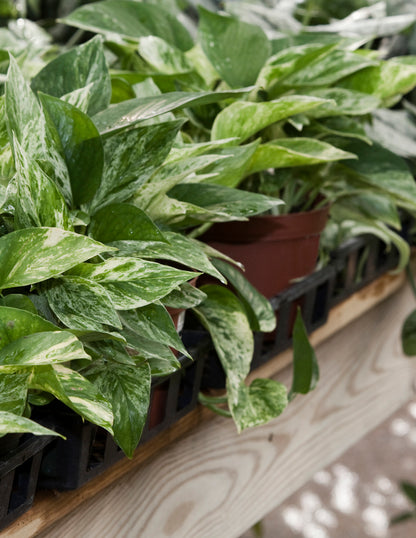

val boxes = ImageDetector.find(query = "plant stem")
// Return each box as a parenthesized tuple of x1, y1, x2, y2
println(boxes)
(406, 263, 416, 300)
(198, 392, 232, 417)
(198, 392, 228, 405)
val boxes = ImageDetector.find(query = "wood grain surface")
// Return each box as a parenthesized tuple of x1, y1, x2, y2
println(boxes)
(5, 271, 415, 538)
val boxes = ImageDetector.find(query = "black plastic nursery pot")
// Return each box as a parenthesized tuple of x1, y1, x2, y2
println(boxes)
(36, 333, 208, 491)
(0, 434, 54, 531)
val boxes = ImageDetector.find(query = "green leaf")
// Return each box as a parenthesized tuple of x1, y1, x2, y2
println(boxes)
(30, 364, 113, 433)
(61, 0, 193, 52)
(0, 410, 62, 437)
(166, 139, 241, 163)
(111, 77, 136, 104)
(333, 192, 401, 231)
(309, 116, 372, 144)
(0, 371, 30, 415)
(42, 276, 122, 331)
(289, 309, 319, 399)
(168, 183, 283, 221)
(61, 86, 94, 115)
(0, 306, 57, 350)
(304, 88, 381, 118)
(256, 43, 336, 95)
(211, 259, 276, 333)
(402, 310, 416, 356)
(401, 481, 416, 505)
(228, 378, 288, 432)
(85, 360, 150, 457)
(110, 231, 226, 283)
(90, 120, 182, 211)
(31, 35, 111, 116)
(0, 227, 114, 289)
(121, 330, 180, 377)
(120, 304, 190, 358)
(137, 35, 193, 75)
(12, 137, 72, 230)
(88, 203, 166, 243)
(0, 294, 37, 314)
(0, 331, 90, 373)
(68, 257, 198, 309)
(194, 284, 288, 431)
(339, 57, 416, 104)
(366, 109, 416, 159)
(194, 284, 253, 382)
(339, 141, 416, 211)
(283, 49, 378, 88)
(390, 511, 416, 526)
(92, 89, 252, 135)
(193, 285, 251, 415)
(211, 96, 328, 143)
(5, 55, 72, 205)
(247, 138, 357, 175)
(39, 93, 104, 207)
(162, 281, 206, 310)
(330, 209, 410, 272)
(191, 144, 260, 189)
(198, 7, 271, 88)
(133, 154, 232, 216)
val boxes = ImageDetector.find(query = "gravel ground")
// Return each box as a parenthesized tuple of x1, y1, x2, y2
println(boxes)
(240, 399, 416, 538)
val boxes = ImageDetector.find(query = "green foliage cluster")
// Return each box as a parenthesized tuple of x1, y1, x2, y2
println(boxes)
(2, 0, 416, 456)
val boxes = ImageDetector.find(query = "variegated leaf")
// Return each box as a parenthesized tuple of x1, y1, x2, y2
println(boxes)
(211, 96, 328, 143)
(39, 93, 104, 206)
(61, 0, 193, 52)
(0, 331, 90, 372)
(29, 363, 114, 433)
(42, 276, 122, 331)
(5, 55, 72, 205)
(88, 203, 166, 244)
(13, 137, 72, 230)
(84, 359, 150, 457)
(0, 410, 62, 437)
(31, 35, 111, 116)
(120, 304, 190, 358)
(93, 89, 252, 135)
(109, 231, 225, 282)
(0, 227, 114, 289)
(68, 257, 197, 308)
(90, 120, 182, 211)
(247, 138, 356, 175)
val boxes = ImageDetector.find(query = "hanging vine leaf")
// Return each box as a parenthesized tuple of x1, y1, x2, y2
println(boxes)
(289, 308, 319, 400)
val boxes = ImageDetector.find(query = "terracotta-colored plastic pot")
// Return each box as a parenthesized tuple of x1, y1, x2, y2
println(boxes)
(202, 204, 330, 298)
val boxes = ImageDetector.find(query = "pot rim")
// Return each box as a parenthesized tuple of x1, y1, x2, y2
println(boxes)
(203, 203, 330, 244)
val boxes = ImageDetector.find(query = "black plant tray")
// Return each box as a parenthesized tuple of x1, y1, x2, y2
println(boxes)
(201, 233, 402, 389)
(329, 235, 400, 307)
(37, 332, 208, 491)
(0, 434, 53, 531)
(252, 264, 336, 369)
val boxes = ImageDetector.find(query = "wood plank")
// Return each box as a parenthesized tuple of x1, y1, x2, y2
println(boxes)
(4, 271, 411, 537)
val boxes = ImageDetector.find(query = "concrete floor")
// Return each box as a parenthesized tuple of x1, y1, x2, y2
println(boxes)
(240, 399, 416, 538)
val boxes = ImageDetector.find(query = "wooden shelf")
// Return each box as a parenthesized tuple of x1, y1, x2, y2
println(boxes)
(5, 270, 416, 538)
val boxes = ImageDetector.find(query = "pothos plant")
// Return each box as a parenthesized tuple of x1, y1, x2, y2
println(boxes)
(0, 31, 319, 451)
(61, 1, 416, 273)
(193, 7, 416, 270)
(54, 0, 416, 423)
